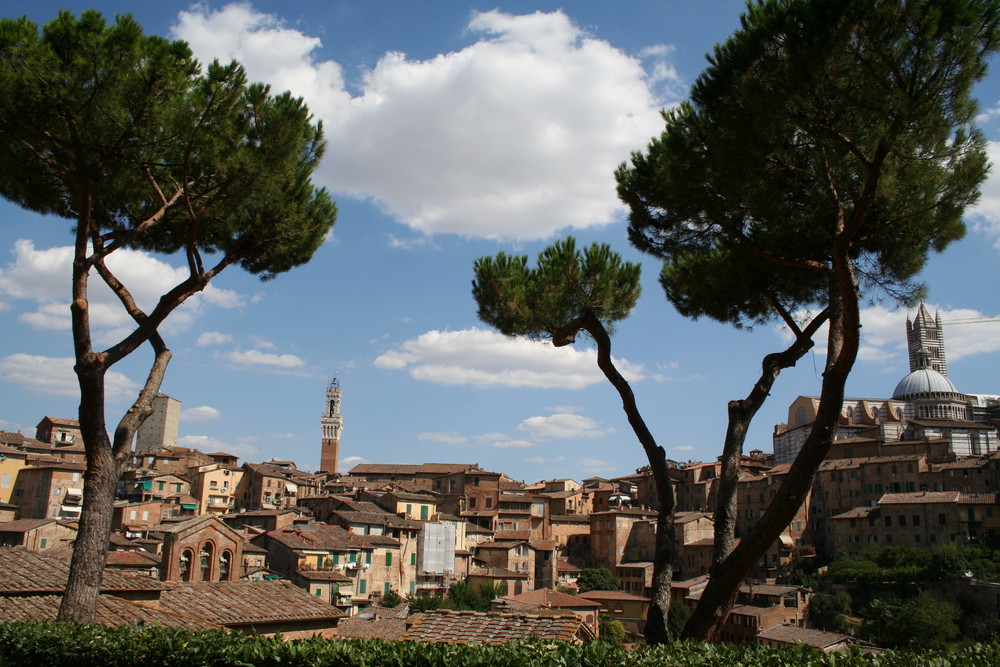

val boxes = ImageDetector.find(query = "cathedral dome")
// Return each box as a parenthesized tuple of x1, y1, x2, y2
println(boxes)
(892, 368, 960, 399)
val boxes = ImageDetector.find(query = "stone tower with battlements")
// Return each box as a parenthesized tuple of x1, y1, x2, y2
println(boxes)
(320, 378, 343, 474)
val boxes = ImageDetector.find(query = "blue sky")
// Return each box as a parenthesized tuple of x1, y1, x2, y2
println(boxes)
(2, 1, 999, 483)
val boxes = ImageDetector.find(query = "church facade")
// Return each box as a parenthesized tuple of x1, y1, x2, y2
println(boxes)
(774, 304, 1000, 465)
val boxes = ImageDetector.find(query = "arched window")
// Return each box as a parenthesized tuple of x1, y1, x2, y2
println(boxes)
(219, 550, 233, 581)
(845, 407, 854, 423)
(199, 542, 214, 581)
(180, 548, 193, 582)
(795, 407, 807, 427)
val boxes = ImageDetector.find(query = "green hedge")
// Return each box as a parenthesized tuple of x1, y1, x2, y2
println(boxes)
(1, 622, 999, 667)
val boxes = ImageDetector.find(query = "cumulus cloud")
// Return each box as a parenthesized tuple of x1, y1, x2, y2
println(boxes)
(197, 331, 234, 346)
(373, 328, 644, 389)
(0, 354, 138, 401)
(967, 140, 1000, 248)
(172, 6, 673, 241)
(777, 304, 1000, 365)
(517, 412, 614, 440)
(341, 455, 371, 468)
(182, 406, 220, 422)
(0, 240, 245, 339)
(222, 349, 306, 369)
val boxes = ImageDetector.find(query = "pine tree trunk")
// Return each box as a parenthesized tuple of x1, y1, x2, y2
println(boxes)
(574, 310, 678, 644)
(684, 267, 860, 641)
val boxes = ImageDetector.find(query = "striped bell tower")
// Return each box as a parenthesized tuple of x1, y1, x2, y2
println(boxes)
(320, 377, 343, 474)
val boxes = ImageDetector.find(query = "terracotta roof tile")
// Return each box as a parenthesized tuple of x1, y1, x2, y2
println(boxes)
(503, 588, 600, 608)
(265, 523, 364, 550)
(578, 590, 651, 602)
(0, 547, 167, 594)
(758, 623, 856, 649)
(0, 519, 59, 533)
(402, 609, 586, 644)
(336, 616, 408, 640)
(158, 580, 344, 626)
(878, 491, 961, 505)
(0, 594, 219, 630)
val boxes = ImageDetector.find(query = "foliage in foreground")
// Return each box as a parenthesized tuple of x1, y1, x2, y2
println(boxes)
(3, 623, 1000, 667)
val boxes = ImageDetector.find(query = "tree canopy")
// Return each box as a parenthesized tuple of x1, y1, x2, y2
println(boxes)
(473, 239, 679, 642)
(473, 237, 640, 344)
(616, 0, 998, 641)
(577, 568, 622, 594)
(618, 0, 991, 325)
(0, 10, 337, 623)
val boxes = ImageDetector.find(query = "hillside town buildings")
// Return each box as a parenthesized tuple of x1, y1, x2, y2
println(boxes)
(0, 305, 997, 646)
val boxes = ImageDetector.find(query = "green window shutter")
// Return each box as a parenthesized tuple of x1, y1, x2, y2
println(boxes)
(365, 551, 372, 564)
(384, 582, 391, 595)
(39, 538, 47, 549)
(386, 552, 392, 566)
(410, 553, 417, 566)
(410, 581, 415, 594)
(406, 504, 412, 515)
(420, 505, 429, 520)
(349, 552, 356, 563)
(359, 579, 366, 594)
(333, 553, 340, 564)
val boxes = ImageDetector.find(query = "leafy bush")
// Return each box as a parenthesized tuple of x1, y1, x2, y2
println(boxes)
(576, 567, 621, 593)
(3, 622, 1000, 666)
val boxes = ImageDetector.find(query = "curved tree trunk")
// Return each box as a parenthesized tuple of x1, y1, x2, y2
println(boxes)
(58, 201, 176, 622)
(556, 309, 677, 643)
(685, 261, 861, 641)
(711, 310, 829, 564)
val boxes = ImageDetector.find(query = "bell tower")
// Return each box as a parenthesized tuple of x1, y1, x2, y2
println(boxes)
(906, 304, 948, 376)
(320, 377, 343, 474)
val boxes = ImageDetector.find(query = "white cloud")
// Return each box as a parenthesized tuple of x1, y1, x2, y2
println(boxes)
(777, 304, 1000, 365)
(968, 140, 1000, 248)
(177, 434, 260, 460)
(223, 349, 306, 369)
(0, 240, 245, 339)
(491, 439, 538, 448)
(418, 431, 469, 445)
(172, 6, 672, 241)
(373, 328, 644, 389)
(197, 331, 234, 347)
(524, 456, 547, 463)
(578, 458, 617, 475)
(182, 406, 220, 422)
(517, 413, 613, 440)
(0, 354, 138, 402)
(341, 455, 371, 468)
(674, 445, 696, 452)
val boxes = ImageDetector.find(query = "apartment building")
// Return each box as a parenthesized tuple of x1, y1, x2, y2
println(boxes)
(9, 461, 85, 520)
(189, 463, 243, 515)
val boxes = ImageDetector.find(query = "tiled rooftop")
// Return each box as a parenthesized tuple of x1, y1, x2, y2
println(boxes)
(503, 588, 600, 608)
(578, 590, 651, 602)
(758, 623, 856, 648)
(402, 609, 586, 644)
(265, 523, 365, 550)
(157, 580, 344, 626)
(0, 593, 219, 630)
(0, 547, 167, 594)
